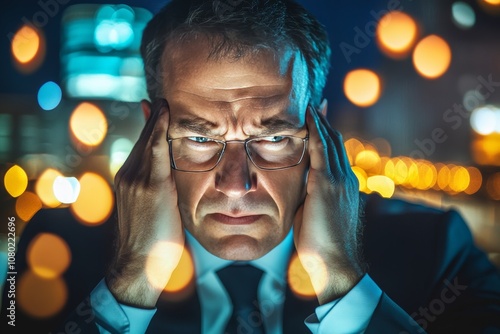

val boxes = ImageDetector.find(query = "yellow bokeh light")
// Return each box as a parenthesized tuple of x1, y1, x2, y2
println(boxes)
(413, 35, 452, 79)
(377, 11, 418, 58)
(145, 242, 185, 290)
(344, 69, 382, 107)
(15, 191, 42, 222)
(288, 253, 327, 299)
(17, 270, 68, 318)
(449, 166, 470, 193)
(344, 138, 365, 166)
(11, 25, 40, 64)
(164, 247, 195, 294)
(70, 172, 114, 225)
(416, 161, 437, 190)
(35, 168, 62, 208)
(402, 158, 419, 188)
(355, 150, 381, 172)
(483, 0, 500, 5)
(27, 233, 71, 279)
(69, 102, 108, 147)
(4, 164, 28, 198)
(465, 167, 482, 195)
(351, 166, 368, 192)
(437, 164, 452, 191)
(367, 175, 395, 198)
(392, 158, 409, 185)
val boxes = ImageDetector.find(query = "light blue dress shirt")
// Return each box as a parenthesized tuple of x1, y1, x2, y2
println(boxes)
(90, 229, 382, 334)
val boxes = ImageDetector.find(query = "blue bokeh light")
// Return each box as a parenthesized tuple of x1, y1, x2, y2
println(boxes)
(37, 81, 62, 111)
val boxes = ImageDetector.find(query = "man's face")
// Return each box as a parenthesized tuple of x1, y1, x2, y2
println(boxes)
(162, 39, 310, 260)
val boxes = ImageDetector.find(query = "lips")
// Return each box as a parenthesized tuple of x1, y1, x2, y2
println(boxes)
(209, 213, 263, 225)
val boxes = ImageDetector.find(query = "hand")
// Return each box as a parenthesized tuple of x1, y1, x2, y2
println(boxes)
(106, 99, 185, 308)
(294, 102, 365, 304)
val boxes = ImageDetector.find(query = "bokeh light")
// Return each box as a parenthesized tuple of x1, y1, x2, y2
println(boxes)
(367, 175, 395, 198)
(465, 167, 482, 195)
(287, 253, 317, 299)
(376, 11, 418, 58)
(452, 2, 476, 29)
(53, 176, 81, 204)
(17, 270, 67, 318)
(351, 166, 368, 192)
(15, 192, 43, 222)
(486, 173, 500, 200)
(11, 25, 40, 63)
(413, 35, 452, 79)
(35, 168, 63, 208)
(449, 166, 470, 193)
(69, 102, 108, 147)
(343, 69, 382, 107)
(164, 247, 195, 294)
(37, 81, 62, 111)
(110, 138, 134, 177)
(344, 138, 365, 166)
(27, 233, 71, 279)
(70, 172, 114, 225)
(470, 105, 500, 135)
(145, 242, 185, 290)
(483, 0, 500, 5)
(355, 150, 382, 173)
(4, 164, 28, 198)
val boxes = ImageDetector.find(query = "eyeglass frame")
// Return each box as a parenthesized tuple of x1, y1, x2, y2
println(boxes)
(167, 133, 309, 172)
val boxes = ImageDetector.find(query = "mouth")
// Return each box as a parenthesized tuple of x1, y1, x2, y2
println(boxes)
(209, 213, 263, 225)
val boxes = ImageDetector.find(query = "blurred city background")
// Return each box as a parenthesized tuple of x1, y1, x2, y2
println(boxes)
(1, 0, 500, 327)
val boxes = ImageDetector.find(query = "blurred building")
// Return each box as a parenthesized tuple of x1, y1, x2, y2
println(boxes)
(0, 0, 499, 327)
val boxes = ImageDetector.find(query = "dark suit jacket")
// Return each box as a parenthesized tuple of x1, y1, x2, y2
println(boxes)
(2, 194, 500, 333)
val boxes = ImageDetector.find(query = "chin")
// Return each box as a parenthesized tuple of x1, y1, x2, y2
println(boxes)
(209, 234, 269, 261)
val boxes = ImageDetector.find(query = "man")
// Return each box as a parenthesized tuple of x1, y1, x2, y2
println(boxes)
(12, 0, 500, 333)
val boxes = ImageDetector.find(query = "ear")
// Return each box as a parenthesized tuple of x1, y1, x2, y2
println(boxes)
(319, 98, 328, 116)
(141, 99, 152, 121)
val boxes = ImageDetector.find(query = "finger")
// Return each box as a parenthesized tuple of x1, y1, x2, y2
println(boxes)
(313, 106, 351, 170)
(115, 100, 168, 185)
(149, 102, 172, 182)
(306, 106, 337, 173)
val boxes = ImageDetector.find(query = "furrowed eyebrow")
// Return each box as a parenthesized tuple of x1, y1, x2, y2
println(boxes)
(258, 116, 302, 136)
(171, 117, 219, 136)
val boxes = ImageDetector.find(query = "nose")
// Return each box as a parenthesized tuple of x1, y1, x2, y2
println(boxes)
(215, 143, 256, 198)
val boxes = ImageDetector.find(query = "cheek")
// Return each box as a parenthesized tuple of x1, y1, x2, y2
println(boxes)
(261, 166, 307, 221)
(173, 172, 211, 221)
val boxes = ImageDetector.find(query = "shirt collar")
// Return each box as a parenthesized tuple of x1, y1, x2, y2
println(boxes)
(185, 228, 294, 284)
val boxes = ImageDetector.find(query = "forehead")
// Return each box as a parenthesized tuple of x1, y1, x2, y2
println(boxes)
(160, 37, 309, 134)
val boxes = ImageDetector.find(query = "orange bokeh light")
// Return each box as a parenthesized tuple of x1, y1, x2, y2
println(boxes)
(344, 69, 382, 107)
(164, 246, 195, 294)
(287, 253, 316, 299)
(10, 25, 45, 73)
(35, 168, 62, 208)
(15, 191, 43, 221)
(69, 102, 108, 147)
(17, 270, 68, 318)
(465, 167, 482, 195)
(413, 35, 452, 79)
(11, 25, 39, 63)
(70, 172, 114, 225)
(27, 233, 71, 279)
(377, 11, 418, 58)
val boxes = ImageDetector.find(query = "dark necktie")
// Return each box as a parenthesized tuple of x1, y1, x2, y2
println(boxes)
(216, 264, 266, 334)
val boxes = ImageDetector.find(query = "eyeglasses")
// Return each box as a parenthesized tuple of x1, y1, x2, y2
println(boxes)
(167, 135, 309, 172)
